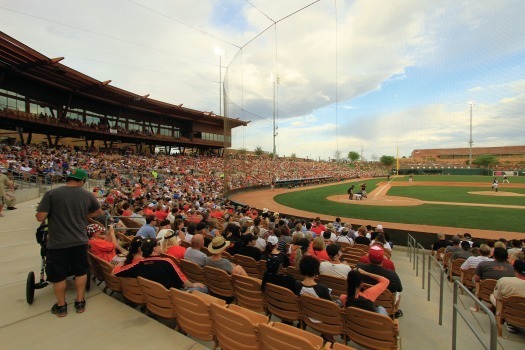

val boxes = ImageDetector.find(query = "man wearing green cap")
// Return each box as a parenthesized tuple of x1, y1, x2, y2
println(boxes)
(36, 168, 103, 317)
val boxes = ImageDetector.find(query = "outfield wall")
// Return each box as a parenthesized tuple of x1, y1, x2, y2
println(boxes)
(396, 168, 525, 176)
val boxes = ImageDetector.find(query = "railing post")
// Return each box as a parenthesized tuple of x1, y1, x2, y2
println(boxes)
(452, 281, 458, 350)
(427, 255, 432, 301)
(421, 245, 426, 289)
(415, 244, 419, 276)
(439, 261, 444, 325)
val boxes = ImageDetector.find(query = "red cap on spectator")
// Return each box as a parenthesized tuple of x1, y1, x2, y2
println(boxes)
(368, 245, 384, 264)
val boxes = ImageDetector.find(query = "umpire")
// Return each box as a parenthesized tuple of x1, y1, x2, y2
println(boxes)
(36, 169, 103, 317)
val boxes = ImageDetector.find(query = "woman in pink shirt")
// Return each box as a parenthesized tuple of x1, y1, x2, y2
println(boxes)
(341, 267, 390, 316)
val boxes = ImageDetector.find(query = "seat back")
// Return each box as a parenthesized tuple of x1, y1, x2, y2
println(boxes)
(450, 258, 466, 280)
(264, 283, 300, 323)
(234, 254, 261, 278)
(203, 265, 234, 298)
(258, 322, 323, 350)
(258, 260, 267, 276)
(87, 252, 105, 283)
(344, 307, 399, 350)
(331, 343, 358, 350)
(180, 259, 206, 283)
(285, 266, 305, 281)
(352, 244, 370, 255)
(362, 283, 396, 317)
(102, 270, 122, 294)
(299, 294, 344, 336)
(461, 268, 476, 290)
(94, 255, 114, 275)
(118, 277, 145, 305)
(232, 274, 265, 312)
(442, 252, 452, 270)
(210, 303, 268, 350)
(477, 279, 497, 303)
(179, 240, 191, 248)
(222, 251, 234, 262)
(498, 296, 525, 336)
(170, 288, 225, 341)
(336, 241, 353, 252)
(137, 277, 176, 319)
(340, 252, 362, 268)
(318, 274, 347, 298)
(160, 253, 181, 268)
(117, 232, 133, 247)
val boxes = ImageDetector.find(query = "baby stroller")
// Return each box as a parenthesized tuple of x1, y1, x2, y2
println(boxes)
(26, 223, 90, 304)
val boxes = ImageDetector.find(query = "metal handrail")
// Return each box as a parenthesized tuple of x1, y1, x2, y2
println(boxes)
(407, 233, 416, 266)
(427, 254, 445, 325)
(452, 280, 497, 350)
(416, 243, 426, 288)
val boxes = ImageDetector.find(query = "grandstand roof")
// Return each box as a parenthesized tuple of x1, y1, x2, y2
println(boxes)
(0, 31, 246, 128)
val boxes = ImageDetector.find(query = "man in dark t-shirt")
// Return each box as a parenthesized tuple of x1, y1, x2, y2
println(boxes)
(475, 248, 514, 282)
(36, 169, 103, 317)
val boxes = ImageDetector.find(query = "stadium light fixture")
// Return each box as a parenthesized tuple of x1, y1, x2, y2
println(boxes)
(467, 101, 475, 167)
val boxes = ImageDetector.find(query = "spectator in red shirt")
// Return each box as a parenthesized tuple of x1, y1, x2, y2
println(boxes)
(88, 224, 127, 262)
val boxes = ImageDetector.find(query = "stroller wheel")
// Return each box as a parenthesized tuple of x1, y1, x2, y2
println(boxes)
(86, 270, 91, 292)
(26, 271, 35, 305)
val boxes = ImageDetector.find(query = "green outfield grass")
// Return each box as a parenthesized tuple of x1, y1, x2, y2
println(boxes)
(391, 174, 525, 183)
(387, 186, 525, 206)
(273, 177, 525, 231)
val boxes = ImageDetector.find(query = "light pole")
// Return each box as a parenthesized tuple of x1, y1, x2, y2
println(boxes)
(467, 101, 475, 167)
(215, 48, 225, 116)
(271, 73, 280, 160)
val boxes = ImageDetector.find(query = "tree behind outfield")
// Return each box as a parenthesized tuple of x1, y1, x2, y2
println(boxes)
(254, 146, 264, 156)
(380, 155, 395, 167)
(473, 154, 498, 168)
(348, 151, 360, 163)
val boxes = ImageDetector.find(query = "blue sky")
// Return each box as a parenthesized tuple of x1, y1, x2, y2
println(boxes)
(0, 0, 524, 160)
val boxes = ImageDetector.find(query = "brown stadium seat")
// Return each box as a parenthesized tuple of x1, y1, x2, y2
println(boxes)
(203, 265, 235, 300)
(118, 277, 145, 307)
(264, 283, 301, 324)
(180, 259, 206, 283)
(234, 254, 261, 278)
(101, 270, 122, 296)
(285, 266, 305, 281)
(497, 296, 525, 336)
(258, 322, 325, 350)
(210, 303, 269, 350)
(319, 274, 347, 299)
(137, 277, 176, 321)
(476, 279, 498, 304)
(232, 274, 265, 313)
(299, 294, 345, 339)
(461, 268, 476, 290)
(344, 307, 399, 350)
(449, 258, 466, 281)
(170, 289, 225, 341)
(87, 252, 105, 286)
(160, 253, 181, 268)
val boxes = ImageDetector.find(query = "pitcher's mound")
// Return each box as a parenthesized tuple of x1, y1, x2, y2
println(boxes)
(468, 191, 525, 197)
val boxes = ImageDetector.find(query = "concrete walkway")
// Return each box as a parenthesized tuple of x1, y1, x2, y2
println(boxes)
(0, 198, 206, 350)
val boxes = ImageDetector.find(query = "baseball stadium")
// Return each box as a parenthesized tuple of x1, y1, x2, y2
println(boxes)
(0, 1, 524, 350)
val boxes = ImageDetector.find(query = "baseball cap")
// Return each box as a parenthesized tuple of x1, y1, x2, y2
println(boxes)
(376, 224, 383, 231)
(68, 168, 88, 181)
(267, 236, 279, 246)
(368, 245, 385, 264)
